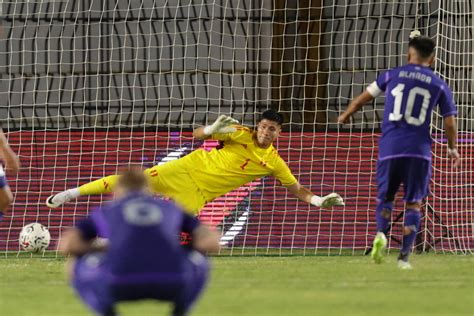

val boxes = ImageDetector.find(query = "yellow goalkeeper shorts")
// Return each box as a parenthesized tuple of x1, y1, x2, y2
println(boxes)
(144, 163, 207, 216)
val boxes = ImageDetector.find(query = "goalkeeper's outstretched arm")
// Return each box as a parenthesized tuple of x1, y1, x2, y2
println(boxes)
(193, 115, 239, 140)
(286, 182, 344, 209)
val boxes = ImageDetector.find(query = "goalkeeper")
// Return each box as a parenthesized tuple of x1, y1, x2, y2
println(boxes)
(47, 110, 344, 214)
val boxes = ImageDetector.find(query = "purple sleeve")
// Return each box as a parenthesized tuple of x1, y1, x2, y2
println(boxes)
(438, 84, 457, 117)
(90, 208, 110, 238)
(375, 70, 392, 92)
(181, 213, 200, 233)
(75, 207, 110, 240)
(0, 176, 7, 188)
(75, 218, 98, 241)
(0, 165, 7, 188)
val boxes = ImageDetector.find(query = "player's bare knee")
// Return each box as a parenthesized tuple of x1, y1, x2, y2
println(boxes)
(380, 208, 391, 219)
(0, 190, 13, 210)
(0, 199, 9, 211)
(403, 226, 415, 235)
(406, 201, 421, 210)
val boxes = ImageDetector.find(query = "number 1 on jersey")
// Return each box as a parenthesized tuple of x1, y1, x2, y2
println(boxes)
(389, 84, 405, 122)
(240, 159, 250, 170)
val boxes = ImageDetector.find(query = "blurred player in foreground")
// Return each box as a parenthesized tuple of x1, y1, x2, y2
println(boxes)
(338, 32, 459, 269)
(0, 129, 20, 221)
(59, 167, 220, 316)
(48, 110, 344, 214)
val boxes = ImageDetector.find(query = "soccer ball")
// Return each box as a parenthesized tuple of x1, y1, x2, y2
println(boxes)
(19, 223, 51, 253)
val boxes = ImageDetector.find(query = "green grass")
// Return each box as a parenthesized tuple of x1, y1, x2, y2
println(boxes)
(1, 254, 473, 316)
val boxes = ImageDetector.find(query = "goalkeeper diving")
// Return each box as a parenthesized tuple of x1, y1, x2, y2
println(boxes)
(47, 110, 344, 214)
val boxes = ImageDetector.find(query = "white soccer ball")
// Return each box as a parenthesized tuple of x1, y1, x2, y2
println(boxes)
(19, 223, 51, 253)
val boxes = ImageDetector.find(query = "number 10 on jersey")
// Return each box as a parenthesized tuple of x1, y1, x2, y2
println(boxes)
(389, 83, 431, 126)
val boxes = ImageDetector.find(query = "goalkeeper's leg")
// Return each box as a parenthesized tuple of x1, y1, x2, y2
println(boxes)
(46, 175, 119, 208)
(47, 161, 207, 213)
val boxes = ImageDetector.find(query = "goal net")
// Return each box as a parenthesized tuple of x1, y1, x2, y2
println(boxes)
(0, 0, 472, 256)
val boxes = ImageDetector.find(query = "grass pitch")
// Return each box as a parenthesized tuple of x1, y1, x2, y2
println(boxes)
(1, 254, 473, 316)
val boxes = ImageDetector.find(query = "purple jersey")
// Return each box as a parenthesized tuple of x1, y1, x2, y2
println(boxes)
(76, 192, 200, 283)
(367, 64, 457, 160)
(0, 165, 7, 188)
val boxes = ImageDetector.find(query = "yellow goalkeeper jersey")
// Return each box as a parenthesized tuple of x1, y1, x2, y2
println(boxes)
(79, 126, 297, 214)
(181, 125, 297, 201)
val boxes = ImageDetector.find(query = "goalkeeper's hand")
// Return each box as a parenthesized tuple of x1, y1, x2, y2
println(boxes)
(311, 193, 345, 209)
(204, 115, 239, 135)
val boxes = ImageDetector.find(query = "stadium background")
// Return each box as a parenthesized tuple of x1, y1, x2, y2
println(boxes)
(0, 0, 472, 255)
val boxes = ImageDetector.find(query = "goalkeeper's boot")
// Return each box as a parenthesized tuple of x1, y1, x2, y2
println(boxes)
(320, 193, 345, 209)
(370, 232, 387, 264)
(397, 252, 413, 270)
(46, 190, 75, 208)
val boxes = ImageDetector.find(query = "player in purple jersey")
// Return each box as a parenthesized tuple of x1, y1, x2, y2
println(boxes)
(0, 128, 20, 221)
(59, 168, 220, 316)
(338, 33, 460, 269)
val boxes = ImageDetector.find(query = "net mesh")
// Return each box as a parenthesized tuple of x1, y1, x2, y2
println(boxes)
(0, 0, 472, 256)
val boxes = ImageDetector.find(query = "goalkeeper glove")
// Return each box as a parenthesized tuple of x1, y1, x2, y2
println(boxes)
(311, 193, 345, 209)
(203, 115, 239, 135)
